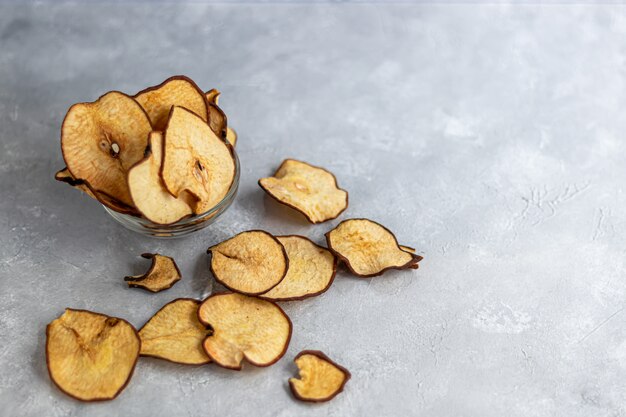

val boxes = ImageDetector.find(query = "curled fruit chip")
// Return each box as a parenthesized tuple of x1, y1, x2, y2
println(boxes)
(205, 89, 220, 105)
(400, 245, 416, 253)
(226, 127, 238, 147)
(55, 167, 140, 216)
(289, 350, 351, 403)
(325, 218, 423, 277)
(139, 299, 212, 365)
(61, 91, 152, 206)
(197, 293, 292, 370)
(127, 132, 193, 224)
(161, 106, 235, 214)
(204, 89, 227, 139)
(124, 253, 181, 292)
(260, 235, 337, 301)
(135, 76, 208, 130)
(46, 309, 140, 401)
(208, 230, 288, 295)
(258, 159, 348, 224)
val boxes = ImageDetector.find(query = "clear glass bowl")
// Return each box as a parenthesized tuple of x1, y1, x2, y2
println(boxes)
(104, 152, 240, 238)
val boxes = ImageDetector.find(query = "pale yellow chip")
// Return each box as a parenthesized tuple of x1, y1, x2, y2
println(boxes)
(260, 235, 337, 301)
(197, 293, 292, 370)
(226, 127, 238, 147)
(208, 230, 288, 295)
(46, 309, 140, 401)
(258, 159, 348, 223)
(135, 76, 208, 130)
(138, 299, 212, 365)
(127, 132, 193, 224)
(61, 91, 152, 206)
(325, 218, 422, 277)
(289, 350, 351, 403)
(124, 253, 181, 293)
(161, 106, 235, 214)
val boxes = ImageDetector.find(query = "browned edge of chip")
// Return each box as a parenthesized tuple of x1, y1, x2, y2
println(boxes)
(133, 75, 209, 123)
(45, 308, 141, 402)
(197, 292, 293, 371)
(325, 218, 423, 278)
(206, 230, 290, 296)
(138, 298, 212, 365)
(54, 167, 140, 217)
(289, 350, 352, 403)
(124, 253, 182, 292)
(257, 158, 349, 224)
(259, 235, 338, 302)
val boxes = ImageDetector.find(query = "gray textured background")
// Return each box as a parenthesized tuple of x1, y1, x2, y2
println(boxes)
(1, 3, 626, 416)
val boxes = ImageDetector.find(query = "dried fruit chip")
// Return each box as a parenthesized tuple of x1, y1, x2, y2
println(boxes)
(258, 159, 348, 224)
(124, 253, 181, 292)
(226, 127, 238, 147)
(46, 309, 140, 401)
(204, 89, 227, 139)
(325, 218, 423, 277)
(55, 167, 140, 216)
(197, 293, 292, 370)
(61, 91, 152, 206)
(205, 89, 220, 105)
(161, 106, 235, 214)
(208, 230, 288, 295)
(135, 76, 208, 130)
(127, 132, 193, 224)
(260, 235, 337, 301)
(399, 245, 416, 253)
(289, 350, 351, 403)
(138, 299, 212, 365)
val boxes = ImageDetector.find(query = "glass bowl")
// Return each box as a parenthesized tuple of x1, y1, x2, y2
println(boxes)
(104, 151, 240, 238)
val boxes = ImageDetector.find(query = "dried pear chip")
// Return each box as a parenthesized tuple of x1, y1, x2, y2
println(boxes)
(325, 218, 423, 277)
(61, 91, 152, 206)
(162, 106, 235, 214)
(204, 89, 227, 139)
(400, 245, 416, 253)
(205, 88, 220, 105)
(128, 132, 193, 224)
(55, 167, 140, 216)
(197, 292, 292, 370)
(124, 253, 181, 292)
(46, 309, 140, 401)
(135, 76, 208, 130)
(258, 159, 348, 224)
(260, 235, 337, 301)
(208, 230, 288, 295)
(226, 127, 238, 147)
(289, 350, 351, 403)
(138, 299, 212, 365)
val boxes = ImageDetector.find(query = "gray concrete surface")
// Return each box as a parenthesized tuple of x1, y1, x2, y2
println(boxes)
(1, 3, 626, 416)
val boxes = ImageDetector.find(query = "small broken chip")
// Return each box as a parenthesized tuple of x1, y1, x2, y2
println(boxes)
(138, 299, 212, 365)
(127, 132, 193, 224)
(197, 292, 292, 370)
(134, 76, 208, 130)
(208, 230, 288, 295)
(161, 106, 236, 214)
(289, 350, 351, 403)
(325, 218, 423, 277)
(258, 159, 348, 224)
(61, 91, 152, 206)
(226, 127, 238, 147)
(399, 245, 416, 253)
(124, 253, 181, 292)
(260, 235, 337, 301)
(46, 308, 140, 401)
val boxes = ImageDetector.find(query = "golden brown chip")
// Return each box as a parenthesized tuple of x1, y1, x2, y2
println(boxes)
(138, 299, 212, 365)
(208, 230, 288, 295)
(161, 106, 235, 214)
(197, 293, 292, 370)
(46, 309, 140, 401)
(289, 350, 351, 403)
(325, 218, 423, 277)
(258, 159, 348, 224)
(399, 245, 416, 253)
(204, 89, 228, 139)
(124, 253, 181, 292)
(61, 91, 152, 206)
(205, 89, 220, 105)
(127, 132, 193, 224)
(135, 76, 208, 130)
(260, 235, 337, 301)
(55, 167, 140, 216)
(226, 127, 238, 147)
